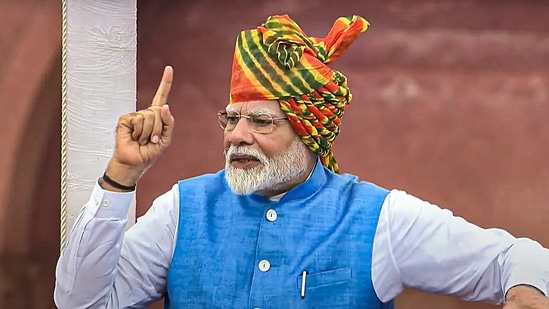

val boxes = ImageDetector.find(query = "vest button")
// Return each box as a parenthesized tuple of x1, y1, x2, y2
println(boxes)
(266, 209, 277, 222)
(258, 259, 271, 272)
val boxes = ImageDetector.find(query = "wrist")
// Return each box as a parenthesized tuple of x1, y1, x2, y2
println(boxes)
(102, 159, 145, 188)
(100, 172, 136, 192)
(98, 177, 134, 193)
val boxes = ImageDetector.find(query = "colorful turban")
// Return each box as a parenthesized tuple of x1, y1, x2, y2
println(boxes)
(228, 14, 369, 173)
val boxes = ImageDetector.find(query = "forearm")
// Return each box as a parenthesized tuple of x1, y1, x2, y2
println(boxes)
(54, 183, 134, 308)
(384, 190, 549, 304)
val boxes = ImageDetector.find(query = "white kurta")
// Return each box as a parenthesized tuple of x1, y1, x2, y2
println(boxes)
(54, 181, 549, 308)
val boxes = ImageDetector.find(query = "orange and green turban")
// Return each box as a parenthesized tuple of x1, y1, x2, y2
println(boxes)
(228, 14, 369, 173)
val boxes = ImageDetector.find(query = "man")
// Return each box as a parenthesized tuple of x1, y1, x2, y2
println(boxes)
(54, 14, 549, 309)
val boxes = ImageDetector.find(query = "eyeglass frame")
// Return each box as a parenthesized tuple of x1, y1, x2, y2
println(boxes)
(216, 110, 290, 134)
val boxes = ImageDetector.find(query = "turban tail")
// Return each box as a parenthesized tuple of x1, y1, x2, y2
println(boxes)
(229, 14, 369, 173)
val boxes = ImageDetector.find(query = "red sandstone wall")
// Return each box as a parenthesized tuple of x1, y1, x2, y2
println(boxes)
(0, 0, 61, 308)
(135, 1, 549, 308)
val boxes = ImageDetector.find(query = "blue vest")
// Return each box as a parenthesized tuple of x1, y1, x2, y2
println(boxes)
(165, 162, 395, 309)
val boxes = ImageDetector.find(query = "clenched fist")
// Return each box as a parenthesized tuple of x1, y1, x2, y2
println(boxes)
(101, 66, 175, 191)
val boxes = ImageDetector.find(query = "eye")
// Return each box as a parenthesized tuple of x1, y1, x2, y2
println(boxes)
(252, 115, 273, 127)
(226, 114, 240, 124)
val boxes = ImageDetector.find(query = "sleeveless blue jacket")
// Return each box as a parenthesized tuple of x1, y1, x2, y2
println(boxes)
(165, 162, 395, 308)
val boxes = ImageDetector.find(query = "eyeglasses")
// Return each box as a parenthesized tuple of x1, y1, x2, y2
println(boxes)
(217, 110, 289, 134)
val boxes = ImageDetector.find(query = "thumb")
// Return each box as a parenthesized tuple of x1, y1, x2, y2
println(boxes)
(160, 104, 175, 136)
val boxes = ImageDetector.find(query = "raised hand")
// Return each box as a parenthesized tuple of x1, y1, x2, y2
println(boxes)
(102, 66, 175, 190)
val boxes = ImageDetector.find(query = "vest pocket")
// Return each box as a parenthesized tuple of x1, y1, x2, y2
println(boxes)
(260, 267, 353, 308)
(292, 267, 353, 308)
(296, 266, 352, 290)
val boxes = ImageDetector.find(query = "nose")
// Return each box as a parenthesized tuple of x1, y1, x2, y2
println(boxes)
(228, 116, 254, 146)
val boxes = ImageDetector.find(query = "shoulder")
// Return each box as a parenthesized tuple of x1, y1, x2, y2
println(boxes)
(174, 169, 235, 204)
(326, 169, 390, 197)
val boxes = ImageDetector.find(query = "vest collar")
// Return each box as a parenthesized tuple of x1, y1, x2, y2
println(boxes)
(247, 158, 328, 203)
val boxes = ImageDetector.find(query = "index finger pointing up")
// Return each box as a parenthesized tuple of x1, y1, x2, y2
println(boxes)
(151, 65, 174, 107)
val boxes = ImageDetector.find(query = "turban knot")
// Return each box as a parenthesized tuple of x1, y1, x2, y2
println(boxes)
(229, 14, 369, 173)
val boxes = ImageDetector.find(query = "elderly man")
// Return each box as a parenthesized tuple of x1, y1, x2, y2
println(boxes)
(54, 15, 549, 309)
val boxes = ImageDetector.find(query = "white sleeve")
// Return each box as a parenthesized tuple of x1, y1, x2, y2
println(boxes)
(372, 189, 549, 304)
(54, 182, 180, 309)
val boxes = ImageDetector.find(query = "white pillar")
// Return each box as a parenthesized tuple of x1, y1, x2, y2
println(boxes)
(61, 0, 137, 250)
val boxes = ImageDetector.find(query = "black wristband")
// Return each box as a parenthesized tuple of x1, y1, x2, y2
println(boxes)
(102, 172, 136, 191)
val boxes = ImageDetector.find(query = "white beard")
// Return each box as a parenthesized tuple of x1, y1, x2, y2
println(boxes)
(224, 137, 310, 195)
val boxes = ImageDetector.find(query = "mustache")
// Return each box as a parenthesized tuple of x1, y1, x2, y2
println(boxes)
(225, 146, 267, 164)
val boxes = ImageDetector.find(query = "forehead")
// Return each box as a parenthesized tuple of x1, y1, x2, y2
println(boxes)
(226, 100, 282, 115)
